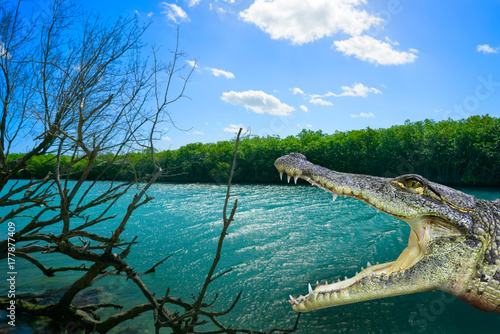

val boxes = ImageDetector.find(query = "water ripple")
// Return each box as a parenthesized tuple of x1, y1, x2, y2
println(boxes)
(3, 182, 500, 333)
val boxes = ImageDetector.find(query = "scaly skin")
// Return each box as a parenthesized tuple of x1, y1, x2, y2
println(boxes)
(274, 153, 500, 313)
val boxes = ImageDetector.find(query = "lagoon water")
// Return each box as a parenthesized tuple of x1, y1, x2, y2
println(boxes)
(4, 181, 500, 333)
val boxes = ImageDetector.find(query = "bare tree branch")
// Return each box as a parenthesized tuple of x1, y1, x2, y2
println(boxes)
(0, 1, 300, 332)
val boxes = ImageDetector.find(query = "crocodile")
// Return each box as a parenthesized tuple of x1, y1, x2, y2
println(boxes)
(274, 153, 500, 313)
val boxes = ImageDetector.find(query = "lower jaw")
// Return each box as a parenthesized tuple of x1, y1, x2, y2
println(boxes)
(291, 265, 437, 312)
(314, 229, 424, 293)
(291, 230, 429, 311)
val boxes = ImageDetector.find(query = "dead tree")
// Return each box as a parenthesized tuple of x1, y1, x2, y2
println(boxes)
(0, 1, 299, 332)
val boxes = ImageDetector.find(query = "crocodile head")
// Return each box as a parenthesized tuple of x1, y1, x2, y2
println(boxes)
(275, 153, 500, 313)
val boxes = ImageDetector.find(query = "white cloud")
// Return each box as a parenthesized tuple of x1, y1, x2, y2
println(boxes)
(300, 105, 309, 112)
(311, 83, 381, 98)
(290, 87, 304, 95)
(161, 3, 189, 23)
(134, 10, 154, 18)
(306, 124, 313, 128)
(224, 124, 247, 133)
(477, 44, 499, 54)
(216, 6, 235, 14)
(337, 83, 382, 97)
(205, 67, 235, 79)
(190, 61, 234, 79)
(210, 1, 236, 13)
(238, 1, 417, 66)
(385, 37, 399, 46)
(309, 98, 333, 106)
(162, 135, 172, 141)
(334, 35, 418, 65)
(351, 112, 375, 118)
(221, 90, 295, 115)
(188, 0, 201, 7)
(240, 0, 382, 45)
(310, 92, 332, 99)
(192, 130, 204, 135)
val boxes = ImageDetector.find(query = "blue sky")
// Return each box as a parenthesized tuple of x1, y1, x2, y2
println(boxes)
(28, 1, 500, 150)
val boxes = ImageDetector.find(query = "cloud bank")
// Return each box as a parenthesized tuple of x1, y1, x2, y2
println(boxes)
(240, 0, 381, 45)
(239, 0, 417, 65)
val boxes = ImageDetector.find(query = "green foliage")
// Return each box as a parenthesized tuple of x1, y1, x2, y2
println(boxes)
(12, 115, 500, 186)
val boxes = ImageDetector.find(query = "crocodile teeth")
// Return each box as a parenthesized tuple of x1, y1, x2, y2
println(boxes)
(367, 262, 372, 267)
(287, 174, 291, 183)
(308, 283, 315, 298)
(332, 193, 338, 202)
(279, 172, 283, 180)
(294, 175, 299, 184)
(289, 295, 299, 305)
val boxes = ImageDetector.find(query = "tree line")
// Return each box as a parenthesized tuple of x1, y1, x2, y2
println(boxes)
(10, 115, 500, 187)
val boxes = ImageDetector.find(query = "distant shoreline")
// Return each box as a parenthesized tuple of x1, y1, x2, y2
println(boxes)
(8, 115, 500, 187)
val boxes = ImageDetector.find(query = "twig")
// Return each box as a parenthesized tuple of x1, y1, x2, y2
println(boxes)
(190, 128, 242, 326)
(141, 255, 172, 274)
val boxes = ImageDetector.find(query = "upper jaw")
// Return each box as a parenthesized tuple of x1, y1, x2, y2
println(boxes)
(275, 153, 418, 219)
(274, 153, 468, 224)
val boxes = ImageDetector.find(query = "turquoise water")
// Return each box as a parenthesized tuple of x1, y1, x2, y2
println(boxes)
(3, 181, 500, 333)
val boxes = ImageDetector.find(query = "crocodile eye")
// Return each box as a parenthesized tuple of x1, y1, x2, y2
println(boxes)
(406, 179, 423, 189)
